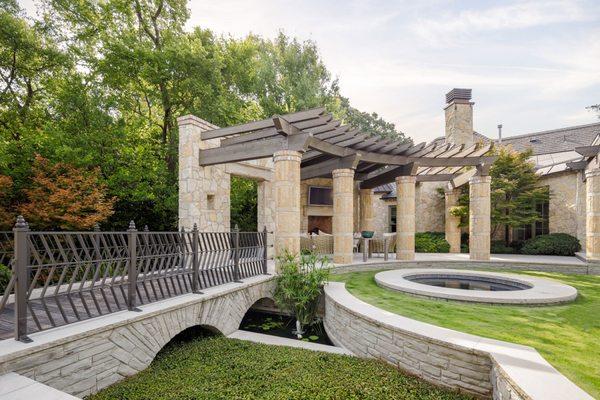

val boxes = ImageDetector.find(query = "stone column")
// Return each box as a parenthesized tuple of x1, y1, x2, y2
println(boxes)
(469, 175, 491, 261)
(395, 176, 416, 261)
(178, 115, 230, 232)
(359, 188, 375, 232)
(333, 169, 355, 264)
(445, 188, 462, 253)
(273, 150, 302, 259)
(585, 169, 600, 261)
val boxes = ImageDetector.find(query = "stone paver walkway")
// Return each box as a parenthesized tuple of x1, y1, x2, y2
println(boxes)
(0, 373, 79, 400)
(228, 330, 352, 355)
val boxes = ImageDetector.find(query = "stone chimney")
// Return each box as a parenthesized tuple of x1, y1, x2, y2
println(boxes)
(444, 88, 474, 146)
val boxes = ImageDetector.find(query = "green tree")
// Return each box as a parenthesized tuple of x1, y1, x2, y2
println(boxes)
(450, 147, 549, 243)
(588, 104, 600, 118)
(230, 176, 258, 232)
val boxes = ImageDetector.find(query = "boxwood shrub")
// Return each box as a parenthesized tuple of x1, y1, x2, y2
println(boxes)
(521, 233, 581, 256)
(490, 240, 516, 254)
(415, 232, 450, 253)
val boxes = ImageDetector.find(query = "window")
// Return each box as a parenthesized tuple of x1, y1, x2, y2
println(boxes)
(308, 186, 333, 206)
(389, 206, 397, 232)
(207, 194, 215, 210)
(513, 198, 549, 241)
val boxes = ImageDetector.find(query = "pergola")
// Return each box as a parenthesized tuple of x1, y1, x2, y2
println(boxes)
(197, 108, 495, 263)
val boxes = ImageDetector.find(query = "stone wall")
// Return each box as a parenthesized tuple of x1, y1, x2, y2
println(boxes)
(371, 183, 446, 235)
(542, 171, 580, 239)
(0, 277, 276, 398)
(178, 115, 230, 231)
(324, 281, 593, 400)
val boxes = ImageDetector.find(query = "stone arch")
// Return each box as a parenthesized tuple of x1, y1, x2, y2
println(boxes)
(104, 280, 276, 382)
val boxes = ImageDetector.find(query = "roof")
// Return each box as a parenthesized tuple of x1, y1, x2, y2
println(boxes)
(496, 122, 600, 156)
(197, 108, 495, 189)
(374, 122, 600, 198)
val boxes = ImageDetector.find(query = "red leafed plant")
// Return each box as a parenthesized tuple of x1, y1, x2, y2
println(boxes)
(18, 155, 115, 230)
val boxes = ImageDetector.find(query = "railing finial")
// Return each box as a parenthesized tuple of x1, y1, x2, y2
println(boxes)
(128, 220, 137, 231)
(143, 225, 149, 232)
(193, 223, 198, 232)
(93, 223, 100, 232)
(14, 215, 28, 230)
(234, 223, 239, 232)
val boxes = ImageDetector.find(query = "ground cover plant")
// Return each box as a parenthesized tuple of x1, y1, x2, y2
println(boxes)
(88, 336, 473, 400)
(330, 270, 600, 398)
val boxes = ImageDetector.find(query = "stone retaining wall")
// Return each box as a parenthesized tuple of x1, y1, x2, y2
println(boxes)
(0, 276, 275, 398)
(324, 282, 593, 400)
(332, 260, 600, 276)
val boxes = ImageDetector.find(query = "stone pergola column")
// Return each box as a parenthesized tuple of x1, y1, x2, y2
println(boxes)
(273, 150, 302, 258)
(395, 176, 416, 261)
(469, 175, 491, 260)
(585, 169, 600, 261)
(359, 188, 375, 232)
(333, 169, 355, 264)
(445, 187, 462, 253)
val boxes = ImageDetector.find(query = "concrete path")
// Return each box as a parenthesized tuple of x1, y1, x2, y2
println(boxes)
(346, 252, 586, 266)
(0, 373, 79, 400)
(228, 330, 353, 355)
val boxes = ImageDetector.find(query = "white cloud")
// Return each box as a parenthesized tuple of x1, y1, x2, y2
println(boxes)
(411, 1, 593, 44)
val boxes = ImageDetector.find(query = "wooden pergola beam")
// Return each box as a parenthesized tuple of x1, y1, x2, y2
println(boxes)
(199, 133, 311, 166)
(201, 107, 325, 140)
(301, 154, 362, 180)
(359, 164, 418, 189)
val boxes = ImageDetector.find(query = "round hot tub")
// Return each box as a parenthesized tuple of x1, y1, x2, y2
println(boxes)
(374, 269, 577, 305)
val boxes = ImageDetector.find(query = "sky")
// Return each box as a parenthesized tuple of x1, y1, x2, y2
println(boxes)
(19, 0, 600, 143)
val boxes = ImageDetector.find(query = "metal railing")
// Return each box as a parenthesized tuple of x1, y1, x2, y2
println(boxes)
(0, 217, 268, 342)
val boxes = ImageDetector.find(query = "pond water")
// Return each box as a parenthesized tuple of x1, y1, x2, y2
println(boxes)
(406, 274, 530, 291)
(240, 310, 333, 346)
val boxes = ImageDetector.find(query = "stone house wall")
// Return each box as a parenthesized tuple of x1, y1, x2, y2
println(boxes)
(370, 182, 446, 235)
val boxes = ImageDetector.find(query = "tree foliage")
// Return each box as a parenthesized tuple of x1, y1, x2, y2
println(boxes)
(0, 0, 407, 230)
(450, 147, 550, 242)
(17, 155, 115, 230)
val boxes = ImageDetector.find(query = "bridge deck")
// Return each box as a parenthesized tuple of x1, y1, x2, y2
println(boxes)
(0, 267, 247, 341)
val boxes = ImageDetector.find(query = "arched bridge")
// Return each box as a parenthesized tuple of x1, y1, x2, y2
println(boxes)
(0, 275, 275, 398)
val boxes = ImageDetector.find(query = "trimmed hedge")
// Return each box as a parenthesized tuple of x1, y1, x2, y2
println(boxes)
(521, 233, 581, 256)
(415, 232, 450, 253)
(89, 336, 471, 400)
(490, 240, 516, 254)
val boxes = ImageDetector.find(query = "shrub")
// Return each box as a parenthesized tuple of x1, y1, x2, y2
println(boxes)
(0, 264, 11, 294)
(273, 251, 330, 334)
(521, 233, 581, 256)
(415, 232, 450, 253)
(490, 240, 516, 254)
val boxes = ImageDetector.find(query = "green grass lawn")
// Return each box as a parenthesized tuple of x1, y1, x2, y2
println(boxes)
(330, 270, 600, 398)
(88, 336, 473, 400)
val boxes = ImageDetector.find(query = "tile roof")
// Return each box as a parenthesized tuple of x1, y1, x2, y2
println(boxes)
(493, 122, 600, 155)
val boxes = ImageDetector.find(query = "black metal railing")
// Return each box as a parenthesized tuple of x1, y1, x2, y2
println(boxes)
(0, 217, 268, 342)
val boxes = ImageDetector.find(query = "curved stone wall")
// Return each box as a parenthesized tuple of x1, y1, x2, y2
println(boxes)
(324, 282, 592, 400)
(0, 276, 275, 398)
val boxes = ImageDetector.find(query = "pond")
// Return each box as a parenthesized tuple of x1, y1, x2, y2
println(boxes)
(240, 309, 333, 346)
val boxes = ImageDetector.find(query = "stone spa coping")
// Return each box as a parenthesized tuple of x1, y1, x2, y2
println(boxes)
(374, 268, 578, 305)
(324, 282, 593, 400)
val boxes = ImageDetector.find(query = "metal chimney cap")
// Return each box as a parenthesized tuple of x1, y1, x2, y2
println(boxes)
(446, 88, 472, 103)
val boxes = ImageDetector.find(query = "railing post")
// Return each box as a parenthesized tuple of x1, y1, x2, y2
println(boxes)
(13, 216, 31, 343)
(127, 221, 140, 311)
(233, 224, 241, 282)
(262, 226, 269, 275)
(192, 223, 201, 293)
(384, 237, 389, 261)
